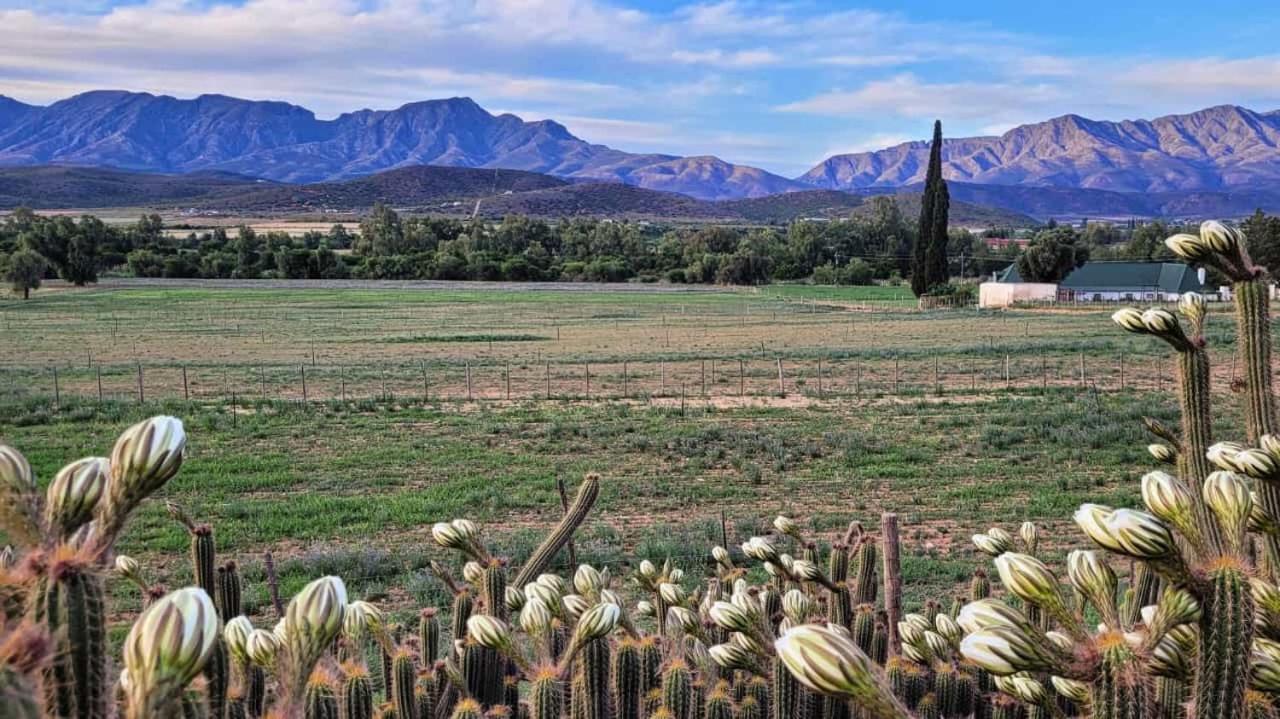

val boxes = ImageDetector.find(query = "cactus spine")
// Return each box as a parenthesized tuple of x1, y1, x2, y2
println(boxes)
(852, 536, 879, 605)
(770, 656, 799, 719)
(217, 561, 243, 619)
(191, 524, 217, 598)
(307, 675, 340, 719)
(204, 638, 229, 719)
(705, 689, 733, 719)
(576, 637, 611, 719)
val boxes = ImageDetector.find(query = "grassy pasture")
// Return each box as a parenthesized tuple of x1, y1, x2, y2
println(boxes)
(0, 280, 1253, 623)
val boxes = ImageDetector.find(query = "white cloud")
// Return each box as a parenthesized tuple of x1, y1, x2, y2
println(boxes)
(776, 74, 1066, 121)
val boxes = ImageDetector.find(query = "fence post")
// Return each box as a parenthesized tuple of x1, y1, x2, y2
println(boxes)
(1079, 351, 1086, 388)
(1004, 354, 1011, 389)
(623, 361, 629, 398)
(661, 361, 667, 395)
(466, 362, 473, 401)
(856, 364, 862, 398)
(260, 366, 266, 397)
(933, 356, 940, 395)
(1120, 352, 1126, 390)
(1041, 352, 1047, 388)
(546, 362, 551, 399)
(301, 365, 308, 403)
(183, 366, 189, 401)
(422, 360, 430, 402)
(96, 366, 103, 403)
(893, 357, 900, 395)
(776, 358, 785, 394)
(881, 513, 903, 655)
(53, 366, 60, 409)
(701, 359, 706, 397)
(506, 362, 511, 401)
(137, 363, 144, 404)
(585, 363, 590, 399)
(817, 357, 823, 399)
(739, 359, 745, 397)
(341, 366, 347, 402)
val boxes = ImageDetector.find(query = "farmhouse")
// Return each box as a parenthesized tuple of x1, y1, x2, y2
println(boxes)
(995, 261, 1207, 302)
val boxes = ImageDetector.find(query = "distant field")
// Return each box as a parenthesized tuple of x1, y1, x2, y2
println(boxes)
(0, 279, 1249, 620)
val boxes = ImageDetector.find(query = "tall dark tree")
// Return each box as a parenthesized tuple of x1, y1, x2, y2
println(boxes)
(913, 120, 950, 295)
(1243, 210, 1280, 276)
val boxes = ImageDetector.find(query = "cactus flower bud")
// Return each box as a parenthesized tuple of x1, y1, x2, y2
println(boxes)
(572, 602, 620, 645)
(1204, 471, 1253, 541)
(635, 600, 655, 618)
(711, 546, 732, 567)
(1141, 308, 1180, 336)
(1146, 587, 1201, 642)
(897, 620, 924, 648)
(1109, 508, 1176, 558)
(741, 536, 778, 563)
(343, 600, 384, 641)
(934, 614, 962, 643)
(1165, 232, 1213, 262)
(224, 615, 253, 665)
(462, 561, 483, 584)
(0, 444, 42, 545)
(1019, 522, 1038, 551)
(1178, 292, 1207, 327)
(505, 586, 525, 613)
(790, 559, 824, 583)
(106, 416, 185, 521)
(960, 626, 1060, 676)
(994, 553, 1070, 619)
(535, 573, 566, 594)
(659, 582, 685, 606)
(923, 631, 951, 659)
(1150, 630, 1192, 680)
(431, 522, 466, 549)
(1066, 550, 1118, 621)
(668, 567, 684, 583)
(773, 515, 800, 538)
(638, 560, 657, 578)
(122, 587, 220, 715)
(519, 597, 553, 636)
(1207, 442, 1247, 472)
(999, 675, 1047, 704)
(1261, 434, 1280, 459)
(971, 533, 1008, 557)
(1253, 639, 1280, 692)
(247, 628, 280, 668)
(467, 615, 513, 652)
(900, 640, 931, 665)
(1051, 676, 1090, 703)
(775, 624, 907, 715)
(1111, 308, 1148, 333)
(1141, 471, 1196, 536)
(115, 554, 143, 583)
(284, 576, 347, 668)
(782, 589, 813, 623)
(1200, 220, 1242, 253)
(669, 606, 701, 634)
(573, 564, 603, 596)
(45, 457, 108, 535)
(1148, 443, 1177, 465)
(561, 594, 590, 622)
(710, 601, 756, 634)
(1233, 449, 1279, 479)
(709, 642, 758, 670)
(956, 599, 1035, 635)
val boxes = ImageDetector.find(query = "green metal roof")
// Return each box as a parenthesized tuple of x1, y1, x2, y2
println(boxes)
(996, 262, 1204, 293)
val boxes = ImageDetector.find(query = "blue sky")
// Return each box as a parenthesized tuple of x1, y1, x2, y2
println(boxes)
(4, 0, 1279, 176)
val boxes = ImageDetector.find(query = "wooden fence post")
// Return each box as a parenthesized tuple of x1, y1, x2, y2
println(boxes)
(182, 366, 189, 401)
(52, 366, 60, 409)
(301, 365, 308, 403)
(701, 359, 707, 397)
(96, 366, 103, 403)
(776, 358, 785, 394)
(585, 363, 590, 398)
(1004, 354, 1011, 389)
(546, 362, 552, 399)
(1079, 351, 1086, 388)
(661, 361, 667, 395)
(817, 357, 824, 399)
(881, 513, 903, 656)
(933, 356, 940, 395)
(623, 361, 629, 398)
(136, 363, 144, 404)
(893, 357, 900, 394)
(1120, 352, 1126, 390)
(739, 359, 745, 397)
(466, 362, 473, 401)
(506, 362, 511, 401)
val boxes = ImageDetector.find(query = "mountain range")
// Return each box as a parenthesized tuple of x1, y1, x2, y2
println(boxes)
(1, 90, 1280, 217)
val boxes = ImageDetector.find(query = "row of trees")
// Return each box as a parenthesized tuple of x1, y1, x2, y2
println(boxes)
(5, 203, 1280, 298)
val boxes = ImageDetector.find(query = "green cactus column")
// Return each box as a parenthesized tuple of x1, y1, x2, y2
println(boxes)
(391, 650, 418, 719)
(29, 553, 108, 719)
(1090, 632, 1153, 719)
(342, 668, 375, 719)
(663, 659, 694, 719)
(512, 474, 600, 589)
(529, 668, 564, 719)
(419, 609, 440, 666)
(612, 637, 643, 719)
(1194, 564, 1253, 719)
(1236, 278, 1280, 569)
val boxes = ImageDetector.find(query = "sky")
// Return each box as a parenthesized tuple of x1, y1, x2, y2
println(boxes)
(3, 0, 1280, 176)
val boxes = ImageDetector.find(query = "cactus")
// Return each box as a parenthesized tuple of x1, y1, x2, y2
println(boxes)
(769, 656, 799, 719)
(969, 569, 990, 601)
(735, 696, 761, 719)
(612, 637, 642, 719)
(526, 669, 563, 719)
(1194, 565, 1252, 719)
(341, 665, 375, 719)
(420, 609, 441, 666)
(576, 637, 611, 719)
(307, 672, 340, 719)
(511, 474, 600, 589)
(246, 665, 267, 718)
(28, 549, 108, 719)
(452, 593, 475, 647)
(204, 637, 230, 719)
(663, 659, 694, 719)
(462, 641, 505, 708)
(218, 561, 243, 619)
(391, 650, 418, 719)
(705, 688, 733, 719)
(852, 536, 879, 605)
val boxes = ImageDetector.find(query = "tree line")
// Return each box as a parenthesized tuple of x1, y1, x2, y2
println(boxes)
(3, 203, 1280, 299)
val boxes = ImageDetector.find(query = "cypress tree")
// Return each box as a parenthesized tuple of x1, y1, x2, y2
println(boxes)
(913, 120, 950, 296)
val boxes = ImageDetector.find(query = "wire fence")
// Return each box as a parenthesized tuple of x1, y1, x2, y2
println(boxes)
(7, 346, 1244, 409)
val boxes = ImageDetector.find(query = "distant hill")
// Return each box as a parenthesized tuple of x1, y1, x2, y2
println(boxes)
(0, 91, 799, 200)
(0, 165, 1037, 225)
(0, 165, 264, 209)
(801, 105, 1280, 194)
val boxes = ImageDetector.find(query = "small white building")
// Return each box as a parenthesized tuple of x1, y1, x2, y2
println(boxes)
(979, 282, 1058, 308)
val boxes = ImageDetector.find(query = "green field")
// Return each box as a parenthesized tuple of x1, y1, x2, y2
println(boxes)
(0, 280, 1252, 620)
